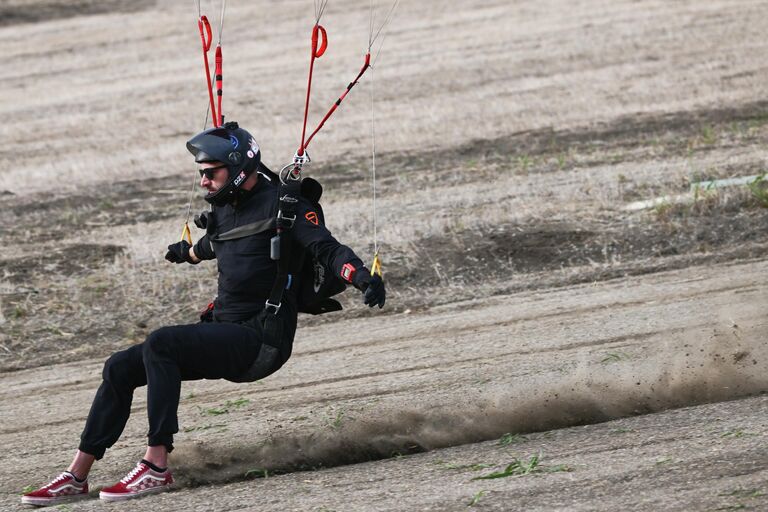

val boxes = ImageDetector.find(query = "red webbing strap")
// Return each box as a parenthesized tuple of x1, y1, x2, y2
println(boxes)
(298, 24, 328, 157)
(215, 44, 223, 126)
(197, 15, 219, 127)
(301, 52, 371, 153)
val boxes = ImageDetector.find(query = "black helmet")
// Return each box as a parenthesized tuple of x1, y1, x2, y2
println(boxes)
(186, 121, 261, 206)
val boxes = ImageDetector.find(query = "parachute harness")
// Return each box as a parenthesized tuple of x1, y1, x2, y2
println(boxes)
(184, 0, 399, 280)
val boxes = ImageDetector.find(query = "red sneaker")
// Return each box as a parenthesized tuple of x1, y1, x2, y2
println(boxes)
(21, 471, 89, 506)
(99, 462, 173, 502)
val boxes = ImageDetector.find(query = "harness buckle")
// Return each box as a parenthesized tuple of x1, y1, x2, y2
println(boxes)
(293, 151, 311, 166)
(279, 155, 307, 185)
(264, 300, 281, 315)
(276, 209, 296, 229)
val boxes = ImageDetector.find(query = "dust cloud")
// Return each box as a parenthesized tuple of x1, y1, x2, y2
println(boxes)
(173, 314, 767, 487)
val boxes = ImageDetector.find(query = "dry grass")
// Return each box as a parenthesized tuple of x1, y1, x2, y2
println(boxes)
(1, 0, 768, 195)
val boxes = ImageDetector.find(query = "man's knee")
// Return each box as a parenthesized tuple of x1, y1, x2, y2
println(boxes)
(142, 326, 178, 362)
(102, 346, 142, 383)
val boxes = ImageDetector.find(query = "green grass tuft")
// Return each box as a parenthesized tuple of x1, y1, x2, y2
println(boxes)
(498, 433, 526, 446)
(198, 398, 250, 416)
(601, 351, 629, 364)
(747, 173, 768, 207)
(468, 490, 486, 507)
(439, 462, 494, 471)
(244, 468, 270, 479)
(473, 454, 572, 480)
(721, 429, 757, 439)
(719, 488, 764, 498)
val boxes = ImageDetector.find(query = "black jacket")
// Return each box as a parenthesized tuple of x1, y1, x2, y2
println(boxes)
(193, 171, 365, 323)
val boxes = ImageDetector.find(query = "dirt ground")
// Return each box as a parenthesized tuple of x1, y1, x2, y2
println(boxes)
(1, 0, 768, 510)
(0, 260, 766, 511)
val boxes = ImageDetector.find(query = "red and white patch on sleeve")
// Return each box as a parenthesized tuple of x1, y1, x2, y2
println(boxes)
(305, 211, 319, 225)
(341, 263, 356, 282)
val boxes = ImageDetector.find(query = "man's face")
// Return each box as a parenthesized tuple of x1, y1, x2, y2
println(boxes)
(199, 162, 229, 192)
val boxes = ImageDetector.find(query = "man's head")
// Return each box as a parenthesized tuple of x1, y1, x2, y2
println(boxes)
(186, 121, 261, 206)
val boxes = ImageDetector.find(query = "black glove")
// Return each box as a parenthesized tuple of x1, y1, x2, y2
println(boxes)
(353, 271, 386, 309)
(165, 240, 196, 264)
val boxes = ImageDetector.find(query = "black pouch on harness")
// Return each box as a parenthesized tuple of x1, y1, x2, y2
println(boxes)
(228, 309, 290, 383)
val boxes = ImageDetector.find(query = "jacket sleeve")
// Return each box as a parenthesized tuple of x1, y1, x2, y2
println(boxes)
(292, 199, 365, 281)
(193, 233, 216, 261)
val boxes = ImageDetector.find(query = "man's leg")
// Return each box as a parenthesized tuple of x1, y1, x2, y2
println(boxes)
(140, 322, 263, 452)
(98, 322, 263, 502)
(67, 451, 95, 481)
(78, 344, 147, 461)
(22, 346, 146, 506)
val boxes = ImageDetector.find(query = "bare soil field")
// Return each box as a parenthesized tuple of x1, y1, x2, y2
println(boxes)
(1, 0, 767, 510)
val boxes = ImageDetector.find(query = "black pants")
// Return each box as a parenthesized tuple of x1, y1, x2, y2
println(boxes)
(78, 316, 293, 459)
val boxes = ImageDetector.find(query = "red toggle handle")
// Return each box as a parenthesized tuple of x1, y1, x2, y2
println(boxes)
(197, 15, 218, 127)
(312, 24, 328, 58)
(198, 15, 213, 52)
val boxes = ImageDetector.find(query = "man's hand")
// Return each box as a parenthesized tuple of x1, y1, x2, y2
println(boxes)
(352, 271, 386, 309)
(165, 241, 198, 264)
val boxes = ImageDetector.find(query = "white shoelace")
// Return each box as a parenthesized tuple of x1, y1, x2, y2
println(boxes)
(120, 464, 146, 484)
(44, 472, 75, 489)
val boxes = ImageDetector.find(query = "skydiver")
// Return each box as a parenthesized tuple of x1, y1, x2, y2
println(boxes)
(22, 121, 386, 506)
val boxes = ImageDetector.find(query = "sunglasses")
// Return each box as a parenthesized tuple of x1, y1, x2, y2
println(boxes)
(198, 165, 228, 179)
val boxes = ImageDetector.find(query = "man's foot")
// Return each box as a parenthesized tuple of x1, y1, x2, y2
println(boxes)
(99, 461, 173, 502)
(21, 471, 89, 507)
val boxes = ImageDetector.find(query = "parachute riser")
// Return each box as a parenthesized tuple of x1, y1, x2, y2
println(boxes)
(196, 15, 219, 128)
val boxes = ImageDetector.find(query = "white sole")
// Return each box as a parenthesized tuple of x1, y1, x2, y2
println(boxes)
(21, 493, 90, 507)
(99, 484, 172, 502)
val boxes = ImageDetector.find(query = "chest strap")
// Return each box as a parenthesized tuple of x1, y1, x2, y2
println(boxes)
(209, 218, 276, 242)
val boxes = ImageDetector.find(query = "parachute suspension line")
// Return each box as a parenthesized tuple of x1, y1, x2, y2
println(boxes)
(314, 0, 329, 23)
(369, 62, 382, 277)
(365, 0, 400, 278)
(181, 171, 196, 245)
(369, 0, 399, 64)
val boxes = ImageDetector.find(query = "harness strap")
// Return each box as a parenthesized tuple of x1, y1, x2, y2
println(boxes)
(266, 181, 302, 314)
(210, 218, 276, 242)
